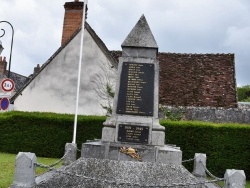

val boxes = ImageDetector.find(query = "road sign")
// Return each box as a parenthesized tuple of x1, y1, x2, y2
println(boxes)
(0, 92, 11, 98)
(1, 78, 15, 92)
(0, 97, 9, 111)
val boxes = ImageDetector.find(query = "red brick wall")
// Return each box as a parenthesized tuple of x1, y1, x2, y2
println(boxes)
(61, 1, 83, 46)
(158, 53, 237, 108)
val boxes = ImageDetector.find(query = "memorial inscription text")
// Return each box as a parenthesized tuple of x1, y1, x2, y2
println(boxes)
(118, 124, 149, 143)
(116, 62, 154, 116)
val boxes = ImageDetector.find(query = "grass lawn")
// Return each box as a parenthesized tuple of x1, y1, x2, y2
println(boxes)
(0, 152, 62, 188)
(0, 152, 249, 188)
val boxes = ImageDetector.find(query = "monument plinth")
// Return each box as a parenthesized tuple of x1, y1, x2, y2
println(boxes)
(101, 14, 165, 146)
(82, 15, 181, 165)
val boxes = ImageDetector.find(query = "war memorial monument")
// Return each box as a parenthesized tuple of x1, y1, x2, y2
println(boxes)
(11, 15, 246, 188)
(32, 15, 200, 187)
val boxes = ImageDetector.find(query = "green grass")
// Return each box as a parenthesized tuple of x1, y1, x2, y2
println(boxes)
(0, 152, 250, 188)
(0, 152, 62, 188)
(213, 179, 250, 188)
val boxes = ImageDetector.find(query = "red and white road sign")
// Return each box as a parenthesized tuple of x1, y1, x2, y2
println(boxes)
(1, 78, 15, 92)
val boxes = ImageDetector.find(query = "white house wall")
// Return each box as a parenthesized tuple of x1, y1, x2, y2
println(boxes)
(13, 29, 116, 115)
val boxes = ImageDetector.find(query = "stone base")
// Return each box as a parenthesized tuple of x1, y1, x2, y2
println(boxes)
(64, 143, 77, 165)
(35, 140, 202, 187)
(81, 140, 182, 165)
(36, 157, 200, 188)
(151, 130, 165, 145)
(102, 127, 116, 142)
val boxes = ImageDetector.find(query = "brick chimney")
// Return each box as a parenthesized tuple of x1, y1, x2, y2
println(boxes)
(61, 0, 87, 46)
(33, 64, 41, 74)
(0, 56, 7, 76)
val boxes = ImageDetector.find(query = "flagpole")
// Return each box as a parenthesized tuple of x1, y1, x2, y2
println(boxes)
(72, 0, 88, 144)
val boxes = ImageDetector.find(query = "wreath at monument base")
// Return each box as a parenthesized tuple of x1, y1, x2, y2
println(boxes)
(119, 147, 142, 161)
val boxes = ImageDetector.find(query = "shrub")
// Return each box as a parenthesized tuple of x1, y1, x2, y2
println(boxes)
(237, 85, 250, 102)
(0, 111, 105, 158)
(161, 120, 250, 180)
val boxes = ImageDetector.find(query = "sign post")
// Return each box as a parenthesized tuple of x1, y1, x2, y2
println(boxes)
(0, 97, 10, 110)
(1, 78, 15, 92)
(0, 78, 14, 111)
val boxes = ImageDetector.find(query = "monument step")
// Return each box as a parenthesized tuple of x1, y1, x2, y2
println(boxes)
(81, 140, 182, 165)
(36, 157, 201, 188)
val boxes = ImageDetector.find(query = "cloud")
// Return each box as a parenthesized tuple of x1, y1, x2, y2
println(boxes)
(0, 0, 249, 86)
(224, 26, 250, 53)
(0, 0, 65, 75)
(223, 26, 250, 86)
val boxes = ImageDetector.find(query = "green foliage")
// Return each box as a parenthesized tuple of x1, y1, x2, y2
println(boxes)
(0, 152, 15, 188)
(106, 83, 115, 98)
(101, 83, 115, 116)
(101, 104, 112, 116)
(160, 120, 250, 180)
(237, 85, 250, 102)
(0, 152, 62, 188)
(165, 108, 183, 121)
(0, 111, 105, 158)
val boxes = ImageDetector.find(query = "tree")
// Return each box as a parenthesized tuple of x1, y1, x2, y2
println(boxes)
(91, 60, 116, 116)
(237, 85, 250, 102)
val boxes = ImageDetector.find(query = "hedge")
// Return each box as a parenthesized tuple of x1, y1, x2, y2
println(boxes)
(0, 111, 104, 158)
(161, 120, 250, 180)
(0, 111, 249, 179)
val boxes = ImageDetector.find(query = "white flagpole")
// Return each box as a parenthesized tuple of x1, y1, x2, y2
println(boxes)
(72, 0, 88, 144)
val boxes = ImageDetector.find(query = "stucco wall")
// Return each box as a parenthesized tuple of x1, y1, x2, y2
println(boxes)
(13, 29, 116, 115)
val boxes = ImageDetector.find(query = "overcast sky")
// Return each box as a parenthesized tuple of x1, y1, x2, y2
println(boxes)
(0, 0, 249, 86)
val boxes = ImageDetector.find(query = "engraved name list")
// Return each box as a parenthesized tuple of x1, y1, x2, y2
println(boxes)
(117, 62, 154, 116)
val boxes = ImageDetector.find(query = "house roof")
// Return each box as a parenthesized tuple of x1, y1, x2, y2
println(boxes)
(11, 22, 118, 103)
(1, 71, 29, 93)
(8, 71, 29, 92)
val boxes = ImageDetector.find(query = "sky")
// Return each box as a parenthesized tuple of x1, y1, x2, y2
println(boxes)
(0, 0, 250, 86)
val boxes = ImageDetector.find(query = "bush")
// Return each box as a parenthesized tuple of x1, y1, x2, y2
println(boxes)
(0, 111, 105, 158)
(237, 85, 250, 101)
(161, 120, 250, 180)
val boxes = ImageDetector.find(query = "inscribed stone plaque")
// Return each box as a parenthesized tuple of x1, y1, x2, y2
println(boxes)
(118, 124, 149, 143)
(116, 62, 154, 116)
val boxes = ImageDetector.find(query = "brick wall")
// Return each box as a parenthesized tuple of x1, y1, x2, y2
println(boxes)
(158, 53, 237, 108)
(61, 1, 84, 46)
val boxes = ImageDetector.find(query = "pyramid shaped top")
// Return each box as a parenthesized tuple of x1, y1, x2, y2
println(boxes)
(121, 15, 158, 49)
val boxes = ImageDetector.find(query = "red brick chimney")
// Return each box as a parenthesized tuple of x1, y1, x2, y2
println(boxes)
(61, 0, 86, 46)
(0, 56, 7, 76)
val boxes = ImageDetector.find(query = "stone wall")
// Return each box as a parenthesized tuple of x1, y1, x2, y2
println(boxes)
(158, 53, 237, 108)
(162, 105, 250, 124)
